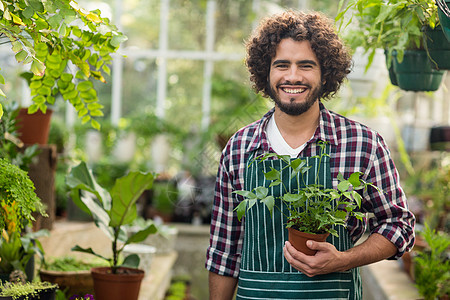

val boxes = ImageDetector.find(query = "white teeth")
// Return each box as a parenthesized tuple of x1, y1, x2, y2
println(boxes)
(282, 87, 305, 94)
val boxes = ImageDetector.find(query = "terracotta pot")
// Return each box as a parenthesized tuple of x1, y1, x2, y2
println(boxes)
(288, 227, 330, 256)
(91, 267, 145, 300)
(16, 108, 53, 145)
(39, 269, 94, 296)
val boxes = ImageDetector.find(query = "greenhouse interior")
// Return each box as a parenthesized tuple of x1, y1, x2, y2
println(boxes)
(0, 0, 449, 299)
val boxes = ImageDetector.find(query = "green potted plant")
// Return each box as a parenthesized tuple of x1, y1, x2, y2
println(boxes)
(0, 280, 58, 300)
(39, 256, 107, 298)
(234, 142, 378, 255)
(0, 104, 49, 282)
(0, 0, 127, 131)
(65, 162, 157, 300)
(336, 0, 447, 91)
(413, 223, 450, 300)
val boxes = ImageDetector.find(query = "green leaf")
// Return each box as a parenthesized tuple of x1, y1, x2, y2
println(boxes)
(126, 223, 157, 244)
(233, 190, 257, 199)
(282, 193, 302, 203)
(15, 50, 28, 63)
(348, 172, 362, 187)
(23, 6, 34, 18)
(234, 200, 247, 221)
(109, 171, 156, 227)
(110, 34, 128, 47)
(264, 167, 280, 181)
(71, 245, 110, 262)
(121, 254, 140, 269)
(28, 103, 39, 114)
(260, 196, 275, 216)
(254, 186, 268, 199)
(91, 119, 101, 130)
(77, 80, 93, 92)
(337, 180, 351, 192)
(30, 60, 45, 76)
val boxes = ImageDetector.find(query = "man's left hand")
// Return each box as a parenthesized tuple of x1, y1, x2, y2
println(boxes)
(283, 240, 346, 277)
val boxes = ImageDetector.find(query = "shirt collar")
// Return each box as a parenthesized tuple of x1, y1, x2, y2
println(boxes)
(245, 102, 338, 154)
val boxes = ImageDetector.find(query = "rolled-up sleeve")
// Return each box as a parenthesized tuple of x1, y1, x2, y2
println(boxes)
(363, 135, 415, 259)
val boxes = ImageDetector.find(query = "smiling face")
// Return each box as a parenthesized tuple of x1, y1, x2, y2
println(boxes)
(268, 38, 323, 116)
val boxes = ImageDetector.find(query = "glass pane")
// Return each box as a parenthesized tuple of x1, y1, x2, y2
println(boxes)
(215, 0, 254, 54)
(121, 57, 158, 117)
(168, 0, 206, 51)
(122, 0, 161, 49)
(166, 59, 203, 126)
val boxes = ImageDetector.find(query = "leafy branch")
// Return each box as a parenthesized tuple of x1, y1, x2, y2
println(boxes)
(0, 0, 127, 129)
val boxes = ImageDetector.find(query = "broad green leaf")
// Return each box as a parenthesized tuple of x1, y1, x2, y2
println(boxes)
(0, 104, 3, 119)
(91, 119, 101, 130)
(337, 180, 351, 192)
(234, 200, 247, 221)
(11, 40, 22, 53)
(110, 34, 128, 47)
(0, 74, 5, 85)
(28, 103, 39, 114)
(126, 223, 157, 245)
(77, 80, 93, 92)
(348, 172, 361, 187)
(71, 245, 110, 262)
(15, 50, 28, 63)
(66, 161, 112, 208)
(121, 254, 140, 269)
(260, 196, 275, 216)
(23, 6, 34, 18)
(351, 191, 362, 208)
(264, 167, 280, 181)
(109, 171, 156, 227)
(30, 60, 45, 76)
(81, 115, 90, 124)
(282, 193, 302, 203)
(233, 190, 257, 199)
(254, 186, 268, 199)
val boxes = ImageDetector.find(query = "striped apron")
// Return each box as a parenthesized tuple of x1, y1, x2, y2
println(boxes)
(236, 151, 362, 300)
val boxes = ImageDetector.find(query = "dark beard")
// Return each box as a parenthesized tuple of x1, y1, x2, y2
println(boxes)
(267, 82, 322, 116)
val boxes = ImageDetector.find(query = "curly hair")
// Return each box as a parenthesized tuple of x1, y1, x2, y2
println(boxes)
(245, 10, 352, 100)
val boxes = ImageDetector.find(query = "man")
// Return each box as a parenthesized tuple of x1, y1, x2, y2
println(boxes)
(206, 10, 415, 300)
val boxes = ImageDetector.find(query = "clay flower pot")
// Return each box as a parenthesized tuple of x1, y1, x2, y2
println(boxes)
(288, 227, 330, 256)
(90, 267, 145, 300)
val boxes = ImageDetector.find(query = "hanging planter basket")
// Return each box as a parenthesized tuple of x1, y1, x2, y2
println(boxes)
(392, 50, 445, 91)
(437, 0, 450, 42)
(385, 49, 399, 86)
(423, 25, 450, 70)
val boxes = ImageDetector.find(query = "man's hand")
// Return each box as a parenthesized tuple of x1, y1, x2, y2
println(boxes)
(283, 240, 346, 277)
(283, 233, 398, 277)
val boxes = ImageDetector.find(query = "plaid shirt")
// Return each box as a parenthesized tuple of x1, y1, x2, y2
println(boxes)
(206, 103, 415, 278)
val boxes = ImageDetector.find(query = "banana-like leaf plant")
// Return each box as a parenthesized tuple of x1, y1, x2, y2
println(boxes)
(66, 162, 157, 274)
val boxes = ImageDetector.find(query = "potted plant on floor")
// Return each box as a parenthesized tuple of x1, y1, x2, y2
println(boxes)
(234, 142, 379, 255)
(336, 0, 447, 91)
(0, 280, 58, 300)
(39, 256, 107, 298)
(65, 162, 157, 300)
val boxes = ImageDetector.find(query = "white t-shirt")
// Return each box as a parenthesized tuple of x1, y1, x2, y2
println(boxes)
(266, 115, 310, 158)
